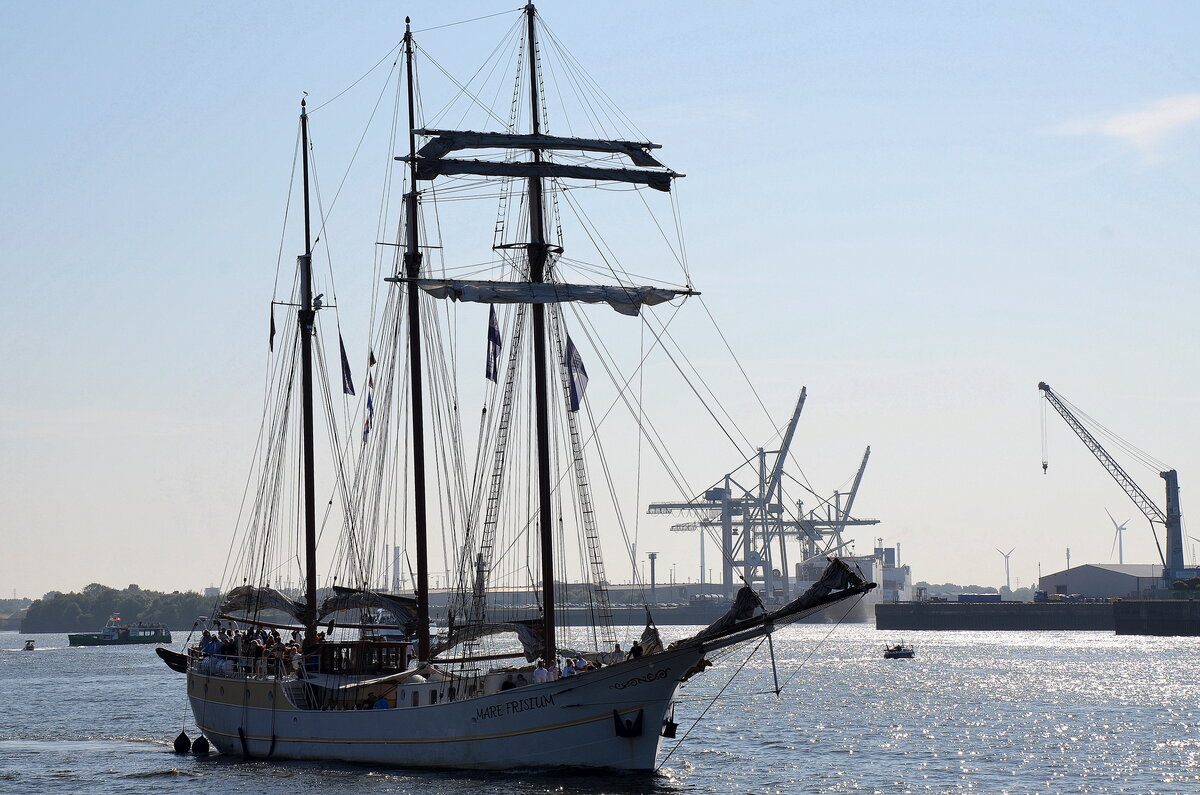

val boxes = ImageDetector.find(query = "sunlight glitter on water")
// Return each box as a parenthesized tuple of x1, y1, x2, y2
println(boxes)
(4, 626, 1200, 793)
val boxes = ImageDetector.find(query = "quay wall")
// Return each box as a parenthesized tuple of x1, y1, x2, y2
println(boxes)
(875, 602, 1113, 631)
(1113, 600, 1200, 636)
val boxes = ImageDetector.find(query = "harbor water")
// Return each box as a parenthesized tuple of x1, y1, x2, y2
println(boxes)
(2, 625, 1199, 793)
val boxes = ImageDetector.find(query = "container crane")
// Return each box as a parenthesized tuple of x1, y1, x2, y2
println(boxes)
(648, 390, 878, 599)
(1038, 381, 1185, 582)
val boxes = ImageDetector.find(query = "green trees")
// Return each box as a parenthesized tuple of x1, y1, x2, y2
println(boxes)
(20, 584, 213, 633)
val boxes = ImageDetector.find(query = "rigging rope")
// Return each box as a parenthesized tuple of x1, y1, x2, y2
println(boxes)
(656, 635, 769, 771)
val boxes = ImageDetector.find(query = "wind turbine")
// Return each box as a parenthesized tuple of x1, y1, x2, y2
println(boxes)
(1105, 508, 1129, 565)
(996, 547, 1015, 593)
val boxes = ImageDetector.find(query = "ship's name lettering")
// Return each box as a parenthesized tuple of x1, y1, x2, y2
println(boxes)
(475, 693, 555, 721)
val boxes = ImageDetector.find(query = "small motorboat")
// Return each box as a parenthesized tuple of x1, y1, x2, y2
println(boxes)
(883, 643, 914, 659)
(23, 640, 35, 651)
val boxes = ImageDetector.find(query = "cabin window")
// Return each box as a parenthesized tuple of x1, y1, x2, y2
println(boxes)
(430, 690, 437, 704)
(412, 691, 420, 707)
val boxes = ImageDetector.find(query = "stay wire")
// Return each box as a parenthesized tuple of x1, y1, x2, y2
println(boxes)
(656, 635, 770, 770)
(775, 591, 864, 693)
(413, 8, 521, 34)
(308, 40, 404, 114)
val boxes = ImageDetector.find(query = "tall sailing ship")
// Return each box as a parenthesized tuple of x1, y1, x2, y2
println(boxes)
(164, 5, 874, 770)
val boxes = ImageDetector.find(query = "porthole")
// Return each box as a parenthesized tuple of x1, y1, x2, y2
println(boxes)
(219, 687, 225, 697)
(244, 689, 251, 701)
(268, 690, 275, 701)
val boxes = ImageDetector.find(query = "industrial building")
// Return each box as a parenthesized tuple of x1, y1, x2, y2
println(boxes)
(1038, 564, 1164, 599)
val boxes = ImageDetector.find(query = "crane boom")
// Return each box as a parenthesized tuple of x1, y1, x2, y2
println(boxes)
(1038, 381, 1183, 575)
(830, 447, 871, 542)
(765, 388, 806, 504)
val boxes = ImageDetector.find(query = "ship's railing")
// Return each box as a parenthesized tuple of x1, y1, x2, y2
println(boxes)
(187, 640, 414, 681)
(187, 647, 307, 681)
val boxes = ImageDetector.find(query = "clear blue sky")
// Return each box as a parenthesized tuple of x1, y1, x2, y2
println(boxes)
(3, 1, 1199, 599)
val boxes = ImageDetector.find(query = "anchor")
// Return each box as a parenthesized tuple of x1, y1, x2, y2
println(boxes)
(613, 709, 644, 738)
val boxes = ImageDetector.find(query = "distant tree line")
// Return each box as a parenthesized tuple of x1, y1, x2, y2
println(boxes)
(21, 583, 217, 633)
(0, 597, 32, 616)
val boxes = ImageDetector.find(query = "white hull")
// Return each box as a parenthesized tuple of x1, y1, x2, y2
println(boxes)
(187, 645, 703, 770)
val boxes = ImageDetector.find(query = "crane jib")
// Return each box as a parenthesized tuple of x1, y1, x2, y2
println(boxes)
(1038, 381, 1184, 575)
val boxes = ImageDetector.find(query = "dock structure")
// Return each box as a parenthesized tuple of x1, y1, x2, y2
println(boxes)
(875, 601, 1115, 631)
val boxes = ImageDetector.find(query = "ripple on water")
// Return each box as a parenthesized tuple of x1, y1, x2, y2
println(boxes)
(4, 627, 1200, 793)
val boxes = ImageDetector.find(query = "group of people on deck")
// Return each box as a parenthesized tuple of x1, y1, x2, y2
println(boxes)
(498, 639, 644, 691)
(195, 624, 325, 678)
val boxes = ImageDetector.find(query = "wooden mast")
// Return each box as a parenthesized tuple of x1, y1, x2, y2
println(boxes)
(402, 19, 432, 663)
(523, 3, 556, 664)
(299, 100, 319, 648)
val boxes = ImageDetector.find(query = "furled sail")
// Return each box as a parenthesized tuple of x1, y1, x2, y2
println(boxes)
(406, 279, 693, 317)
(429, 619, 545, 663)
(688, 586, 762, 643)
(411, 159, 676, 192)
(402, 129, 682, 192)
(684, 558, 870, 645)
(218, 585, 305, 621)
(317, 587, 418, 625)
(413, 130, 670, 168)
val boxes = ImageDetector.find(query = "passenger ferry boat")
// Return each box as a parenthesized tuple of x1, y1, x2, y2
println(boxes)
(68, 614, 172, 646)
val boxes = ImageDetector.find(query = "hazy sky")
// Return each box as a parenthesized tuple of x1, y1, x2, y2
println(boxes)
(3, 2, 1199, 600)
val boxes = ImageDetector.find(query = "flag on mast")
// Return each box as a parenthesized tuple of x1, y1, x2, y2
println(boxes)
(269, 304, 276, 352)
(363, 391, 375, 441)
(565, 334, 588, 412)
(485, 305, 502, 382)
(339, 334, 356, 396)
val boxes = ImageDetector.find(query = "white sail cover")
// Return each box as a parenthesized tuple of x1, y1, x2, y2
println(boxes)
(416, 279, 689, 316)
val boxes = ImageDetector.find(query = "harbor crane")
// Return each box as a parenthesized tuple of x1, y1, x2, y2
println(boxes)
(1038, 381, 1186, 582)
(649, 389, 878, 598)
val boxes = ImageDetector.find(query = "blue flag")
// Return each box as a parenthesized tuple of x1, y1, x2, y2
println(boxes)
(339, 334, 356, 396)
(485, 306, 502, 382)
(362, 391, 374, 441)
(565, 335, 588, 412)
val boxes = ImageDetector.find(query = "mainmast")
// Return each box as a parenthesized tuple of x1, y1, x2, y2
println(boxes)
(523, 3, 557, 665)
(391, 3, 689, 662)
(402, 18, 433, 663)
(299, 100, 319, 647)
